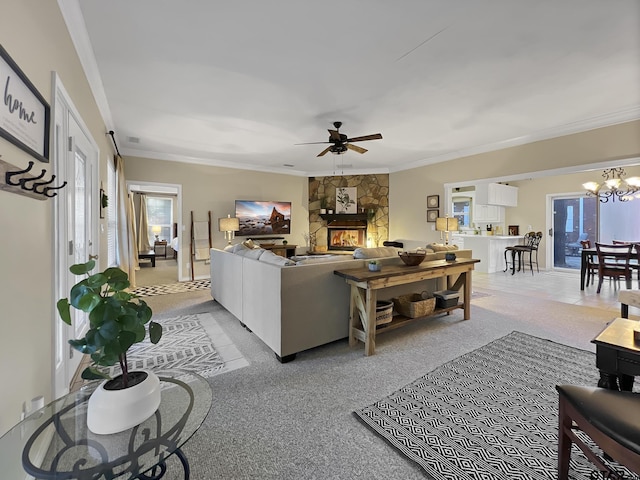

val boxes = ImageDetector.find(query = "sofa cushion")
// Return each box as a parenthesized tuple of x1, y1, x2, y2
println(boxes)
(258, 250, 295, 266)
(294, 255, 355, 265)
(426, 243, 459, 252)
(236, 247, 266, 260)
(353, 247, 399, 259)
(231, 243, 249, 254)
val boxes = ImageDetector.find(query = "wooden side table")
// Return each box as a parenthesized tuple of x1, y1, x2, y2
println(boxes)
(154, 240, 168, 258)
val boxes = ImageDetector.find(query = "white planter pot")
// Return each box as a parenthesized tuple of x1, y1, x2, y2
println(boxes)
(87, 370, 161, 435)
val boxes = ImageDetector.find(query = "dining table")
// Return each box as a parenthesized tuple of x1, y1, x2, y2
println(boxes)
(580, 244, 640, 290)
(580, 247, 597, 290)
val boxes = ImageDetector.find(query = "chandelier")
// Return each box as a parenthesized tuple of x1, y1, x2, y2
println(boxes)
(582, 167, 640, 202)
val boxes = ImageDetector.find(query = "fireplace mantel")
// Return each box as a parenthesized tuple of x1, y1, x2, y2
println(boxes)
(320, 213, 369, 222)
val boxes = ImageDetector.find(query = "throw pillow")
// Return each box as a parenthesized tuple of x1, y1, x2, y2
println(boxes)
(353, 247, 399, 259)
(242, 239, 257, 249)
(223, 244, 235, 252)
(426, 243, 459, 252)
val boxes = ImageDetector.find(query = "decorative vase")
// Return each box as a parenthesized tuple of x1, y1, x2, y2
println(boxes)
(320, 208, 327, 214)
(369, 263, 382, 272)
(445, 252, 457, 261)
(87, 370, 161, 434)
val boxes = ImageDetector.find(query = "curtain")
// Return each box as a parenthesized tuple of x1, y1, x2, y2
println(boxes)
(138, 194, 152, 252)
(115, 155, 138, 288)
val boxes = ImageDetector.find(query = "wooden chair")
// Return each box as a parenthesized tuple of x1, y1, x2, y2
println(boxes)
(613, 240, 640, 287)
(595, 242, 633, 294)
(556, 385, 640, 479)
(580, 239, 598, 287)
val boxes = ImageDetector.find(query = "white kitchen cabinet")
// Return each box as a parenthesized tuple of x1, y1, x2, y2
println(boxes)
(461, 235, 524, 273)
(475, 183, 518, 207)
(474, 204, 503, 223)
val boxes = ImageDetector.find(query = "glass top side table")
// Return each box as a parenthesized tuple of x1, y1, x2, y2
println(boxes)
(0, 369, 212, 479)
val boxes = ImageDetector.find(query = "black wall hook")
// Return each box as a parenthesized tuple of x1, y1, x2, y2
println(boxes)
(2, 158, 69, 200)
(43, 181, 67, 197)
(33, 175, 57, 194)
(19, 168, 47, 190)
(5, 161, 34, 186)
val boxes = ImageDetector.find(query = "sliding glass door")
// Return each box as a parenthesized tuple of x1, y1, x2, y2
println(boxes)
(550, 195, 597, 270)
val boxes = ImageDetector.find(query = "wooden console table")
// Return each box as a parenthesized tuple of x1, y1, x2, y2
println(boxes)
(334, 258, 480, 356)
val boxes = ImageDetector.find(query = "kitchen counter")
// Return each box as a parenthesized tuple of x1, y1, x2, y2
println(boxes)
(451, 234, 524, 273)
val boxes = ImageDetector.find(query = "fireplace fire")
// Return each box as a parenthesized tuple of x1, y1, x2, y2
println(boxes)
(327, 220, 367, 251)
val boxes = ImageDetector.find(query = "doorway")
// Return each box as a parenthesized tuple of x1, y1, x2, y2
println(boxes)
(53, 75, 99, 398)
(127, 182, 183, 283)
(548, 194, 597, 271)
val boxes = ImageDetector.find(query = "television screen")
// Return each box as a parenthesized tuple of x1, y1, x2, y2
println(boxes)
(235, 200, 291, 236)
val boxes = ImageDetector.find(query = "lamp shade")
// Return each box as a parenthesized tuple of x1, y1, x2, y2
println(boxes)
(218, 216, 239, 233)
(436, 217, 458, 232)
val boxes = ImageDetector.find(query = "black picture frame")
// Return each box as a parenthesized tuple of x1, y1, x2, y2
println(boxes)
(427, 209, 439, 222)
(0, 44, 50, 163)
(427, 195, 439, 208)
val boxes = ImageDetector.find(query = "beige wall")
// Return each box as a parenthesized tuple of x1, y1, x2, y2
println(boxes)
(389, 121, 640, 258)
(2, 0, 639, 441)
(0, 1, 114, 435)
(123, 156, 309, 280)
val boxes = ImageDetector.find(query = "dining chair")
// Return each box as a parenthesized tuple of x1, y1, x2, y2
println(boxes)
(595, 242, 634, 294)
(613, 240, 640, 287)
(556, 385, 640, 479)
(580, 239, 598, 287)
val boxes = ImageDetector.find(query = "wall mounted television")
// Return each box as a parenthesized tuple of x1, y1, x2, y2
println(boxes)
(235, 200, 291, 237)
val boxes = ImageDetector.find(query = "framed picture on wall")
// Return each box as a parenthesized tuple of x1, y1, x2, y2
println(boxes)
(427, 195, 439, 208)
(427, 209, 439, 222)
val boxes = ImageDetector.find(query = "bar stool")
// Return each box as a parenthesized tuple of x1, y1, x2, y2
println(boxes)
(513, 231, 542, 275)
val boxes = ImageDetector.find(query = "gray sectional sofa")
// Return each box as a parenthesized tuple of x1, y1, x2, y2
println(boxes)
(210, 245, 473, 362)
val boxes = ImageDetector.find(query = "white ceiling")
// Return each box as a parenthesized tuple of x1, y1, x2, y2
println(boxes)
(61, 0, 640, 177)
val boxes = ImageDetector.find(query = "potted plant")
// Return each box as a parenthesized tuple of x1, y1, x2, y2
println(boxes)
(57, 260, 163, 434)
(368, 259, 382, 272)
(320, 197, 328, 215)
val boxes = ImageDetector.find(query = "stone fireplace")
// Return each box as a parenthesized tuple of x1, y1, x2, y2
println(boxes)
(326, 215, 368, 251)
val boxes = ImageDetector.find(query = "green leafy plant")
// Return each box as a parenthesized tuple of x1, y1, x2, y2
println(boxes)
(57, 260, 162, 388)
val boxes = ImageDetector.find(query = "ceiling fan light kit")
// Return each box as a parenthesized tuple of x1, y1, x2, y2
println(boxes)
(297, 121, 382, 157)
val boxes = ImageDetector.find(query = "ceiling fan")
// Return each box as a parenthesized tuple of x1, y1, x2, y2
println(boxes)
(297, 121, 382, 157)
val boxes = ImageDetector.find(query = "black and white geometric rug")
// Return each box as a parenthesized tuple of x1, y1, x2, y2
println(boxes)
(132, 279, 211, 297)
(354, 331, 638, 480)
(107, 312, 248, 379)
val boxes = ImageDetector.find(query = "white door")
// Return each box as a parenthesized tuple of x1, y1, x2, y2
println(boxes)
(53, 78, 99, 399)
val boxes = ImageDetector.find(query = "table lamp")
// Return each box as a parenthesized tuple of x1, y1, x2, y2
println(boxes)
(151, 225, 162, 241)
(218, 215, 239, 244)
(436, 217, 458, 245)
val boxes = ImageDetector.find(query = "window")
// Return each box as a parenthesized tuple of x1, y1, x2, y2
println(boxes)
(146, 196, 173, 243)
(106, 158, 117, 266)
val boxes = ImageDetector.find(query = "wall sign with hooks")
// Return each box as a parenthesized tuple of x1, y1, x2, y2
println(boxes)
(0, 157, 67, 200)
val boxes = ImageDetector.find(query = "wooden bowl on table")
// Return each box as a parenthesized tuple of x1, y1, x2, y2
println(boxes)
(398, 250, 426, 266)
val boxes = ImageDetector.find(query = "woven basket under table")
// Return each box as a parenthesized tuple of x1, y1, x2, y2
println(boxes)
(393, 294, 436, 318)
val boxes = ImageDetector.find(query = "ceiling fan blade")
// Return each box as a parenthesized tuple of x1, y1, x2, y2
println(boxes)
(347, 143, 367, 154)
(317, 146, 333, 157)
(346, 133, 383, 142)
(295, 141, 332, 145)
(328, 129, 341, 141)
